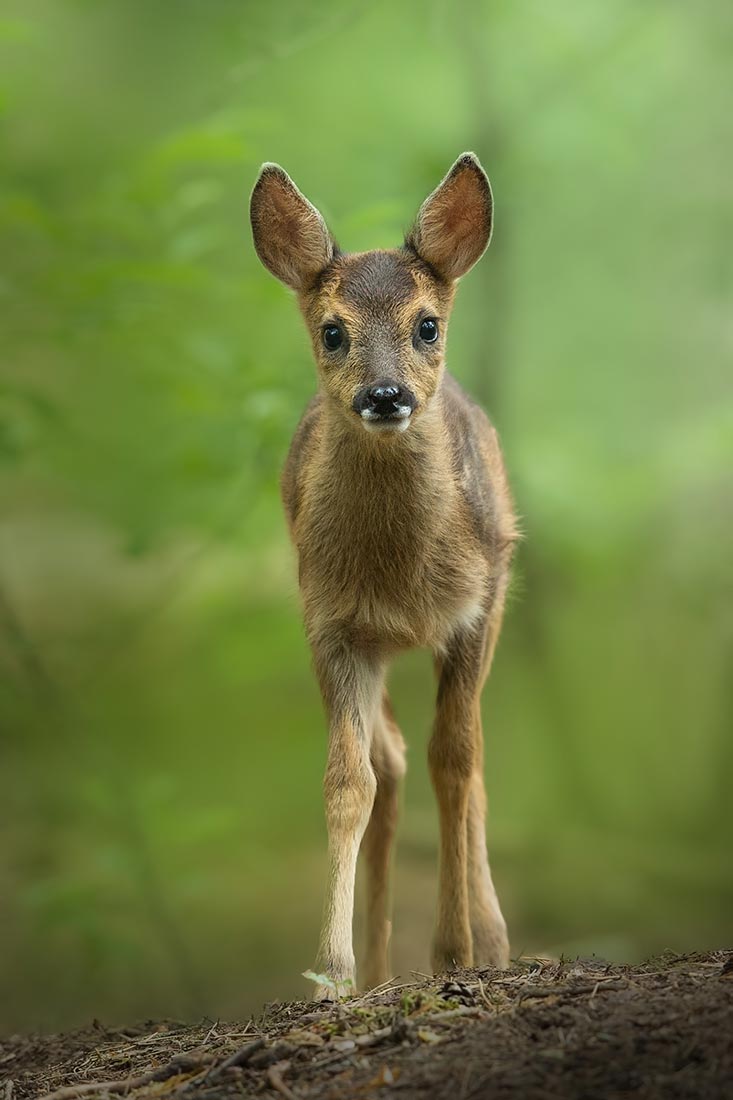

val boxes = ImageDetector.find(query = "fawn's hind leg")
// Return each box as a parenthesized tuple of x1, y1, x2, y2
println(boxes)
(362, 692, 406, 989)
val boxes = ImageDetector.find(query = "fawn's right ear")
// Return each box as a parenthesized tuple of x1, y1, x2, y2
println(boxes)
(250, 164, 337, 291)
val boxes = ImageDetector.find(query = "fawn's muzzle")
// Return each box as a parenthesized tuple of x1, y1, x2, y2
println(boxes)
(352, 380, 416, 431)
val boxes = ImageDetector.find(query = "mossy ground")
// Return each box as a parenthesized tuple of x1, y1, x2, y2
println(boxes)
(4, 951, 733, 1100)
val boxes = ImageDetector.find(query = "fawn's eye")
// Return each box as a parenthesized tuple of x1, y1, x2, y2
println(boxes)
(323, 325, 343, 351)
(418, 317, 438, 343)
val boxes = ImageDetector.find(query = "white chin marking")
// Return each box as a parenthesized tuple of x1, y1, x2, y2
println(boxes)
(361, 417, 411, 434)
(360, 405, 412, 434)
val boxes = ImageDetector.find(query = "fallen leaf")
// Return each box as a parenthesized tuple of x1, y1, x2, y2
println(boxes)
(286, 1028, 325, 1047)
(332, 1038, 356, 1052)
(368, 1064, 398, 1087)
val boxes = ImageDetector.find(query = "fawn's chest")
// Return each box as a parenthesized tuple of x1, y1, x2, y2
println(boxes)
(294, 446, 489, 649)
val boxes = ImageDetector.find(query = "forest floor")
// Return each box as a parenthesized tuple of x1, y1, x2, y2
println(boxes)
(4, 951, 733, 1100)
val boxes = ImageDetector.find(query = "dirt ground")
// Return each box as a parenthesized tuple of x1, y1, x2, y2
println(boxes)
(3, 951, 732, 1100)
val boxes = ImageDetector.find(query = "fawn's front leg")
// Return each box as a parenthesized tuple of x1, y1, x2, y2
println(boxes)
(311, 632, 381, 997)
(468, 764, 509, 966)
(467, 584, 510, 967)
(362, 694, 406, 990)
(429, 622, 487, 973)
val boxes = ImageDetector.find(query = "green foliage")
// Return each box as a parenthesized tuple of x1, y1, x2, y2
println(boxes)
(0, 0, 731, 1034)
(302, 971, 354, 1000)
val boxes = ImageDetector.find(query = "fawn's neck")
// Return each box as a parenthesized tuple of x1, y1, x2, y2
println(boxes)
(314, 385, 454, 527)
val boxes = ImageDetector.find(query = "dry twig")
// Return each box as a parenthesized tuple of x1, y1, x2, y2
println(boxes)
(267, 1061, 299, 1100)
(36, 1053, 209, 1100)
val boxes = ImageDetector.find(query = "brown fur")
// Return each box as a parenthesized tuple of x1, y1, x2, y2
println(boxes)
(250, 153, 518, 995)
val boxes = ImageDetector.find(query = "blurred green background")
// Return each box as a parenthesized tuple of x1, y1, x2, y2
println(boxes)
(1, 0, 731, 1034)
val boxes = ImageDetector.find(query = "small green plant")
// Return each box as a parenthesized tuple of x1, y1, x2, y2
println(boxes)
(302, 969, 354, 1000)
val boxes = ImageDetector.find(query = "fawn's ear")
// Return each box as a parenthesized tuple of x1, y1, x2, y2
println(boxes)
(405, 153, 493, 281)
(250, 163, 337, 291)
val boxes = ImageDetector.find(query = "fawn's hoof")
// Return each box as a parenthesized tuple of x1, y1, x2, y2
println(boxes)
(431, 942, 473, 974)
(312, 979, 356, 1002)
(471, 919, 510, 969)
(313, 982, 339, 1002)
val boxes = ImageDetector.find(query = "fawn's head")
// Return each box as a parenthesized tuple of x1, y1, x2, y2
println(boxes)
(250, 154, 492, 435)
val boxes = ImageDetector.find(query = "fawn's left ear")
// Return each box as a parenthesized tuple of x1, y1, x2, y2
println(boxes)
(405, 153, 493, 281)
(250, 163, 337, 291)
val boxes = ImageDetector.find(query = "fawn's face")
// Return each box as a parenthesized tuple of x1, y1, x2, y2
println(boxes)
(250, 154, 492, 434)
(299, 249, 454, 433)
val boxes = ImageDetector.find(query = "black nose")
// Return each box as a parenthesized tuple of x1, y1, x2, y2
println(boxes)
(353, 379, 415, 419)
(368, 384, 400, 414)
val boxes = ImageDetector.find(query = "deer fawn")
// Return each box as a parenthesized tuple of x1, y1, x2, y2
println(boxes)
(250, 153, 518, 997)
